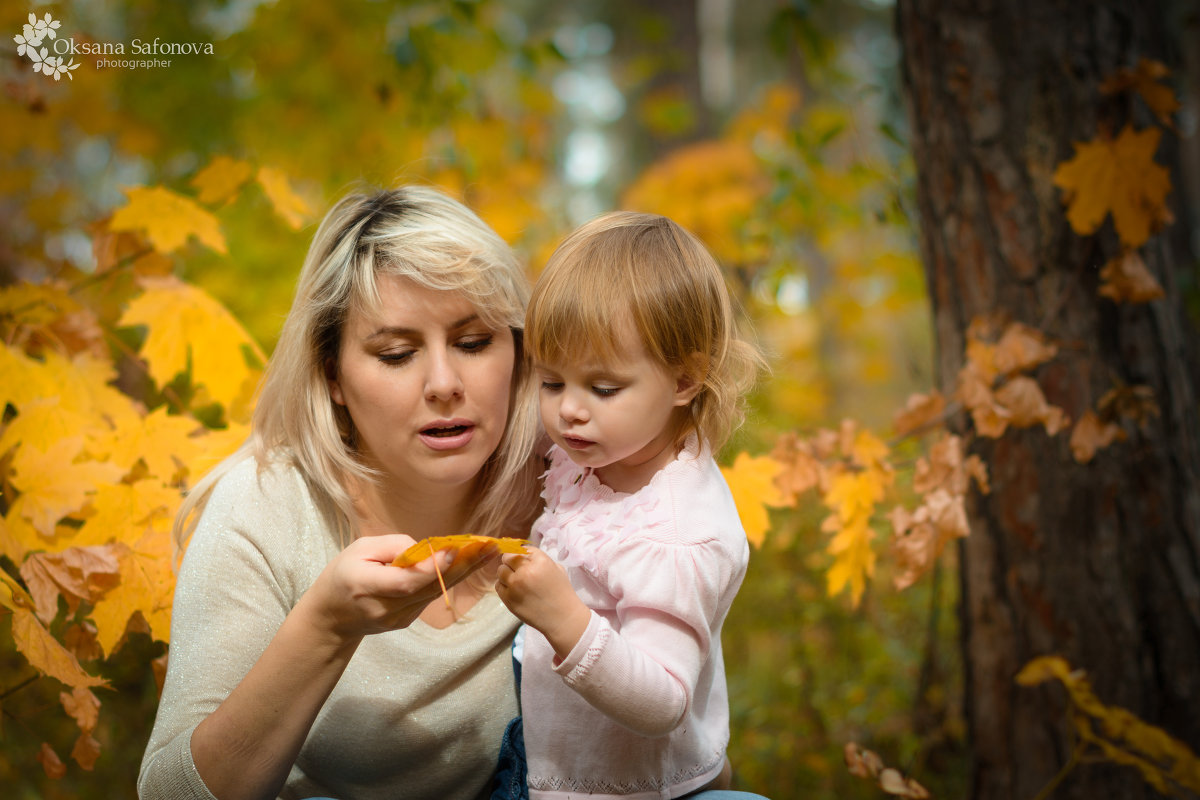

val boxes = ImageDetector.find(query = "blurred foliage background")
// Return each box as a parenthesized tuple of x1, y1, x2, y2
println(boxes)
(0, 1, 958, 797)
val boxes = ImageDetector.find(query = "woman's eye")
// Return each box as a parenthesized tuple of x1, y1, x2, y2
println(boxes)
(592, 386, 621, 397)
(378, 351, 414, 365)
(457, 335, 494, 353)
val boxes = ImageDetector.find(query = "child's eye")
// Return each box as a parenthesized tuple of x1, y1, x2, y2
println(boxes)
(457, 335, 494, 353)
(540, 381, 564, 392)
(592, 385, 621, 397)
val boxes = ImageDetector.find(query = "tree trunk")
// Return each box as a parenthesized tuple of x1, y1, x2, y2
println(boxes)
(896, 2, 1200, 799)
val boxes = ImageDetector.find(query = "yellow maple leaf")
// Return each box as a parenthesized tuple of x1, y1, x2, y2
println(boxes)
(11, 605, 108, 689)
(825, 514, 876, 606)
(91, 525, 175, 653)
(109, 185, 227, 254)
(118, 276, 265, 411)
(8, 438, 125, 537)
(1052, 125, 1171, 248)
(850, 430, 890, 470)
(71, 480, 183, 548)
(257, 165, 313, 229)
(0, 341, 60, 412)
(183, 421, 250, 485)
(822, 469, 886, 526)
(90, 406, 206, 480)
(192, 155, 253, 206)
(41, 350, 142, 428)
(0, 398, 100, 460)
(720, 452, 788, 548)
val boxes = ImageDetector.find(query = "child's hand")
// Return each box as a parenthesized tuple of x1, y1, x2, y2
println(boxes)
(496, 547, 592, 660)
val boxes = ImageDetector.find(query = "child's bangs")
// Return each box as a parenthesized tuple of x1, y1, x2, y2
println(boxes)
(527, 270, 629, 367)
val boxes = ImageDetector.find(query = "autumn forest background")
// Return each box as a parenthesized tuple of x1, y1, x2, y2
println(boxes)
(2, 1, 1199, 799)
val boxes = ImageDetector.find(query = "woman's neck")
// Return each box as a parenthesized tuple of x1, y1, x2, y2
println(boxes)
(348, 474, 476, 539)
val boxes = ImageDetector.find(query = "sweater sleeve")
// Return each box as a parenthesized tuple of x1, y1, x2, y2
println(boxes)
(137, 459, 322, 800)
(550, 531, 739, 738)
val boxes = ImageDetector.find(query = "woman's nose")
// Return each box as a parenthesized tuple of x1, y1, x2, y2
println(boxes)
(424, 348, 464, 401)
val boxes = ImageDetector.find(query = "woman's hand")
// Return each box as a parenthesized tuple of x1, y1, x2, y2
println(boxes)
(303, 534, 500, 641)
(495, 547, 591, 660)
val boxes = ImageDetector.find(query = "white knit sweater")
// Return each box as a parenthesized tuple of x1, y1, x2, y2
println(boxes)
(138, 455, 519, 800)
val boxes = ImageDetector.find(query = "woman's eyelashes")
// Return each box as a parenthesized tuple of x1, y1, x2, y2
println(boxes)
(376, 334, 494, 365)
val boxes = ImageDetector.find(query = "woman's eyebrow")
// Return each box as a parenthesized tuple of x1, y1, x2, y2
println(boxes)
(366, 314, 481, 340)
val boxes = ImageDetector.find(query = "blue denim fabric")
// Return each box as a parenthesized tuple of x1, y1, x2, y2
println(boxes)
(489, 715, 529, 800)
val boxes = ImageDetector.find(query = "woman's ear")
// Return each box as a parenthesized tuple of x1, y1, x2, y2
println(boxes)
(325, 358, 346, 406)
(673, 353, 708, 407)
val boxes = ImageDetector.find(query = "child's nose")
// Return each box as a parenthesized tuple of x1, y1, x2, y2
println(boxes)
(559, 388, 589, 423)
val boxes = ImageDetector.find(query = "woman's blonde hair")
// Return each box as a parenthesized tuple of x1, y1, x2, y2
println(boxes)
(526, 211, 763, 453)
(174, 185, 542, 551)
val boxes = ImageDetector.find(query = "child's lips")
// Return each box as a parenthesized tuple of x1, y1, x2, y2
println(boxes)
(562, 435, 595, 450)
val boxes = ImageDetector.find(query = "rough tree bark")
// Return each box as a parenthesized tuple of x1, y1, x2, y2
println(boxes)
(896, 2, 1200, 799)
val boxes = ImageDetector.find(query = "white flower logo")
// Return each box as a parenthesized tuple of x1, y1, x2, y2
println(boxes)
(14, 11, 79, 81)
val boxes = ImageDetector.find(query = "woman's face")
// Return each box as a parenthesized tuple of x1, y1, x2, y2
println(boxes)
(329, 276, 515, 495)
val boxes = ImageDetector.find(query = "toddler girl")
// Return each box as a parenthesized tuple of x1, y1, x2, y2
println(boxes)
(495, 211, 764, 799)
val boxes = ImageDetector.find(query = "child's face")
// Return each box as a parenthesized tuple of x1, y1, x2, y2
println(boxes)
(535, 329, 695, 493)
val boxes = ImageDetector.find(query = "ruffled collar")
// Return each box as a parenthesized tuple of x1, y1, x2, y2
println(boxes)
(532, 434, 704, 571)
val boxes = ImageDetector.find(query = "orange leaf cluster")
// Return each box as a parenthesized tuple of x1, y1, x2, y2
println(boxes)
(844, 742, 931, 798)
(955, 317, 1067, 439)
(889, 434, 989, 590)
(1068, 385, 1159, 464)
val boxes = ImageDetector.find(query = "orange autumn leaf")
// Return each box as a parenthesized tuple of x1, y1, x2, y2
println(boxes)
(770, 432, 824, 502)
(91, 526, 176, 654)
(71, 733, 102, 771)
(60, 687, 101, 734)
(118, 276, 265, 411)
(1098, 251, 1165, 304)
(19, 546, 121, 623)
(1070, 410, 1125, 464)
(1052, 124, 1171, 248)
(257, 165, 313, 229)
(993, 322, 1058, 376)
(192, 155, 253, 206)
(390, 534, 529, 567)
(1101, 58, 1180, 128)
(892, 390, 946, 437)
(10, 605, 107, 689)
(38, 742, 67, 780)
(109, 185, 227, 254)
(720, 452, 789, 548)
(993, 376, 1069, 435)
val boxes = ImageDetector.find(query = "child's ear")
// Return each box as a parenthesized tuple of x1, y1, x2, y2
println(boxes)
(673, 354, 707, 407)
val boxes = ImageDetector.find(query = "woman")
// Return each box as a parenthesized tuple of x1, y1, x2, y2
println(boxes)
(138, 186, 544, 800)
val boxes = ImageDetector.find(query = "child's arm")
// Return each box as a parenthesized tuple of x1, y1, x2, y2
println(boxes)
(498, 539, 742, 739)
(496, 548, 592, 660)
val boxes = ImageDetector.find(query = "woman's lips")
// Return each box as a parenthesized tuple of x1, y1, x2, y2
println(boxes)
(419, 421, 476, 451)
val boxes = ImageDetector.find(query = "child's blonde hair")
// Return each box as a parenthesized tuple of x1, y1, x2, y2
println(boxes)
(526, 211, 763, 453)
